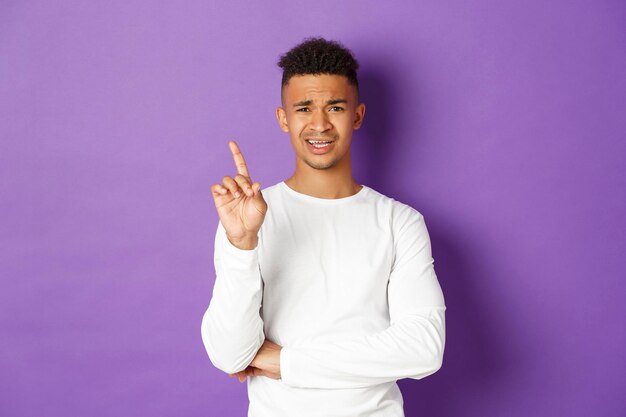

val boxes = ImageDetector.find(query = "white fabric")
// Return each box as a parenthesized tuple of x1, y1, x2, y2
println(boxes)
(201, 181, 446, 417)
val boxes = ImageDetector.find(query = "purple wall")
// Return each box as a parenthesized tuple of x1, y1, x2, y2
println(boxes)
(1, 1, 624, 416)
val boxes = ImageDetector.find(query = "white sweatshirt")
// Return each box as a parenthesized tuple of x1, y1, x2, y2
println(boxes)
(201, 181, 446, 417)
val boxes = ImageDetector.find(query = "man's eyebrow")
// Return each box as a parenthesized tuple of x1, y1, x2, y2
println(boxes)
(292, 98, 348, 107)
(293, 100, 313, 107)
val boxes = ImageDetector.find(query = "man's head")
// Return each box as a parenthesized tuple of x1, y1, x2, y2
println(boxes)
(276, 38, 365, 171)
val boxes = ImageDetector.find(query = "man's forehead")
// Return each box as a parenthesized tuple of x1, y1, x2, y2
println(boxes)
(282, 74, 356, 103)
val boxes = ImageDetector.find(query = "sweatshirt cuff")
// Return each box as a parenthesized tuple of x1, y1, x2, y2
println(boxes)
(279, 346, 294, 385)
(280, 346, 314, 387)
(221, 234, 259, 265)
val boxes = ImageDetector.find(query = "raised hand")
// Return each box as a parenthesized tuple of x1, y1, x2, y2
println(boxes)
(210, 140, 267, 250)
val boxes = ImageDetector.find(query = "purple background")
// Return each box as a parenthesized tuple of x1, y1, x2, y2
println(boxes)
(1, 1, 625, 416)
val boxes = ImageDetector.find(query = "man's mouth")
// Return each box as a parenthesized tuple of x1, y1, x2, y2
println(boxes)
(304, 138, 335, 155)
(305, 139, 334, 149)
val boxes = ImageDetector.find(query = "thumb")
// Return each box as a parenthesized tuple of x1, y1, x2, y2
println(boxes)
(251, 182, 264, 199)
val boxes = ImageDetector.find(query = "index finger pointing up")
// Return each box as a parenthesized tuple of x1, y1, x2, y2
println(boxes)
(228, 140, 251, 178)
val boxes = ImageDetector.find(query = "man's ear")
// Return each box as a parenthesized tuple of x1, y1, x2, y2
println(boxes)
(276, 107, 289, 132)
(353, 103, 366, 130)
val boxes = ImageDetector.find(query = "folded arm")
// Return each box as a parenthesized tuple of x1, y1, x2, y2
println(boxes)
(279, 209, 446, 389)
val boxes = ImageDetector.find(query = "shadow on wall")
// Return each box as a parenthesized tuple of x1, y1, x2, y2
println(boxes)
(352, 65, 394, 192)
(401, 222, 513, 417)
(354, 58, 514, 416)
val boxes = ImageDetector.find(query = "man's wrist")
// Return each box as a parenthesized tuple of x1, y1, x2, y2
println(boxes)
(226, 233, 258, 250)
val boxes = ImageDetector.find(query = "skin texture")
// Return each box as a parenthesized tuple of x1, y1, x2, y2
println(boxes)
(213, 74, 367, 382)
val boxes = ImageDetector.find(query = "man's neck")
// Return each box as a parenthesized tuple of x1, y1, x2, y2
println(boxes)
(285, 163, 362, 200)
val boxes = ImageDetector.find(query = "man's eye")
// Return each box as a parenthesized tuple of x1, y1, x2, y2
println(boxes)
(296, 108, 310, 112)
(329, 106, 344, 111)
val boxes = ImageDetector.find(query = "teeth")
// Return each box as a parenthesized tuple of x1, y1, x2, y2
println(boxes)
(306, 139, 333, 149)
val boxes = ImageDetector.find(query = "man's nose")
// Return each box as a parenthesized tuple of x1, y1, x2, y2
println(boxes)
(309, 109, 332, 132)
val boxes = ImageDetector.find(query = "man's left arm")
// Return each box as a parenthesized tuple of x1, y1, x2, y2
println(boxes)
(240, 209, 446, 389)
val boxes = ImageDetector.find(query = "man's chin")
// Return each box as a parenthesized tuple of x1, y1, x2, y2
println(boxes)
(305, 159, 336, 170)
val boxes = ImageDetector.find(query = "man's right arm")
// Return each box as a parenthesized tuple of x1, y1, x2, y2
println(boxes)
(200, 221, 265, 375)
(202, 140, 267, 374)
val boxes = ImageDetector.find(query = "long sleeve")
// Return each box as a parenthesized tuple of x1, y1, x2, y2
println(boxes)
(279, 209, 446, 389)
(200, 221, 265, 374)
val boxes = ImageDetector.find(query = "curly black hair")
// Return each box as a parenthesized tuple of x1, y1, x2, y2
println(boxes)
(277, 37, 360, 93)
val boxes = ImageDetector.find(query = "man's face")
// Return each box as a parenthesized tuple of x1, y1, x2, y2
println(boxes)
(276, 74, 365, 170)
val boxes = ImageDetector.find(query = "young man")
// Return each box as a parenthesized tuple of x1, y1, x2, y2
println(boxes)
(202, 38, 446, 417)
